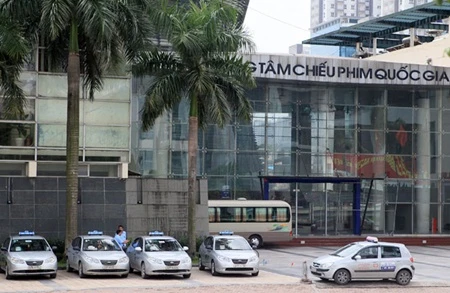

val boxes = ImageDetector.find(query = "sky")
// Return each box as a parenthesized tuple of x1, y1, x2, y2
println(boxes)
(243, 0, 311, 54)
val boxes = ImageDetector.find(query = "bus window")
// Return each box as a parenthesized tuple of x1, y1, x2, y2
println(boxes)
(255, 207, 267, 222)
(219, 207, 241, 222)
(268, 207, 288, 222)
(243, 207, 255, 222)
(208, 207, 216, 222)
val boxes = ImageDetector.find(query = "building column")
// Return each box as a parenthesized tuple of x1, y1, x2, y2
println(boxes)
(415, 97, 431, 233)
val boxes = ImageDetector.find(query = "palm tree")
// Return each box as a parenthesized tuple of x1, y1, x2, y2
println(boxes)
(0, 14, 29, 120)
(133, 0, 255, 254)
(1, 0, 155, 251)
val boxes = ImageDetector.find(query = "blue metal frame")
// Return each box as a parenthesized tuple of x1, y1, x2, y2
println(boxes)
(258, 176, 383, 235)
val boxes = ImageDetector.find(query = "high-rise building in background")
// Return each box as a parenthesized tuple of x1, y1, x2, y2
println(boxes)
(308, 0, 434, 57)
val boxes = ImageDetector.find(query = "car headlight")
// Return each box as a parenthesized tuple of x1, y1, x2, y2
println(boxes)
(217, 255, 231, 262)
(45, 256, 57, 263)
(10, 257, 25, 264)
(249, 256, 258, 262)
(118, 256, 128, 263)
(181, 257, 191, 264)
(320, 262, 334, 269)
(84, 256, 100, 264)
(147, 257, 163, 264)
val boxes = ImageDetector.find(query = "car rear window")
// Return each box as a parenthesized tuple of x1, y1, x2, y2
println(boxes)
(381, 246, 401, 258)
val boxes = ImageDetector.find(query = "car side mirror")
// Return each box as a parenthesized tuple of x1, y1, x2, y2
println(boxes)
(52, 246, 58, 251)
(135, 247, 142, 252)
(183, 246, 189, 251)
(205, 245, 212, 250)
(73, 246, 80, 251)
(0, 247, 6, 251)
(353, 255, 361, 260)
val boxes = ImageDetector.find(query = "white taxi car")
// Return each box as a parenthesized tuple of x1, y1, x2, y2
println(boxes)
(0, 231, 58, 279)
(310, 236, 415, 285)
(66, 230, 129, 278)
(198, 231, 259, 276)
(126, 231, 192, 279)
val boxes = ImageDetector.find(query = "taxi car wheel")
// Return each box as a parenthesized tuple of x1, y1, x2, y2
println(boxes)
(141, 262, 149, 279)
(198, 257, 205, 270)
(66, 259, 73, 272)
(333, 268, 351, 285)
(211, 260, 219, 276)
(183, 273, 191, 279)
(395, 269, 412, 285)
(5, 265, 12, 280)
(251, 271, 259, 276)
(49, 273, 57, 279)
(78, 262, 86, 278)
(249, 235, 263, 249)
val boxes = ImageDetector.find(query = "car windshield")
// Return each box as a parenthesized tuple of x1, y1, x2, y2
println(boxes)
(144, 239, 183, 252)
(214, 237, 251, 250)
(10, 239, 51, 252)
(82, 238, 122, 251)
(330, 243, 365, 257)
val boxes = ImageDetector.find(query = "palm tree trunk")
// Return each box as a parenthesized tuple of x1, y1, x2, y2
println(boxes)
(65, 20, 80, 254)
(187, 113, 198, 257)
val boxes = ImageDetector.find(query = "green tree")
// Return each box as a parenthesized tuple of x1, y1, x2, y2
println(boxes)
(1, 0, 154, 252)
(133, 0, 255, 255)
(0, 14, 28, 119)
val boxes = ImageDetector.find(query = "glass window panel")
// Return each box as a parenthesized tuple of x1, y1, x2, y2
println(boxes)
(334, 129, 355, 153)
(358, 88, 385, 106)
(94, 78, 130, 101)
(385, 203, 412, 234)
(387, 89, 413, 107)
(386, 180, 413, 202)
(412, 133, 438, 156)
(247, 85, 266, 104)
(207, 177, 235, 199)
(204, 125, 235, 150)
(37, 99, 67, 123)
(38, 124, 68, 147)
(171, 150, 187, 177)
(20, 72, 37, 96)
(413, 109, 439, 132)
(332, 87, 355, 106)
(358, 130, 385, 154)
(38, 74, 68, 97)
(333, 153, 357, 177)
(85, 126, 128, 149)
(386, 129, 411, 155)
(387, 107, 412, 131)
(204, 151, 234, 176)
(413, 180, 439, 203)
(84, 101, 129, 125)
(234, 177, 261, 197)
(443, 182, 450, 203)
(385, 155, 413, 179)
(357, 106, 385, 130)
(334, 105, 356, 129)
(236, 151, 263, 176)
(90, 165, 118, 177)
(266, 126, 293, 153)
(172, 123, 188, 140)
(414, 89, 438, 108)
(357, 154, 386, 178)
(267, 152, 292, 175)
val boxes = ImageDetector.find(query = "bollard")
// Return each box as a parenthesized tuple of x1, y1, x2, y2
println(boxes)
(301, 261, 312, 284)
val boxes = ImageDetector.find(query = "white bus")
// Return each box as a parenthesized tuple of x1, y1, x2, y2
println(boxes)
(208, 199, 293, 248)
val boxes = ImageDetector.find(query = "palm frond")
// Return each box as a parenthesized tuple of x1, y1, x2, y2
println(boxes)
(40, 0, 74, 40)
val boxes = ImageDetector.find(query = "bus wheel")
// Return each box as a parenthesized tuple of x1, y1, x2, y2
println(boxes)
(249, 235, 263, 249)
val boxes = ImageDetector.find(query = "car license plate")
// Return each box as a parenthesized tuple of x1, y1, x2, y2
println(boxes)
(104, 265, 114, 269)
(167, 266, 178, 270)
(29, 266, 41, 269)
(234, 264, 245, 268)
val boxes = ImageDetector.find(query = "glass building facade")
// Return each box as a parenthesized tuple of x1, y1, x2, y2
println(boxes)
(131, 54, 450, 236)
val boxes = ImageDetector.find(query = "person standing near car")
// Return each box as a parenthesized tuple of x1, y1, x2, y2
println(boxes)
(114, 229, 129, 251)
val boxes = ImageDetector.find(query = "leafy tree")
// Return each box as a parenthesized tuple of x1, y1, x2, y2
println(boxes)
(1, 0, 155, 252)
(0, 14, 28, 120)
(133, 0, 255, 254)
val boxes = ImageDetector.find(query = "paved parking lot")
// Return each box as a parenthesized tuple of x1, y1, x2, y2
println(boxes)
(1, 245, 450, 292)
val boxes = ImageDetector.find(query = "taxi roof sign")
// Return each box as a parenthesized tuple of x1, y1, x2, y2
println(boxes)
(366, 236, 378, 243)
(18, 230, 35, 236)
(149, 231, 164, 236)
(219, 230, 234, 235)
(88, 230, 103, 235)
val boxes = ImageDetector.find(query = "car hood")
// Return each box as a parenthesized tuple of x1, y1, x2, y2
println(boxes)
(215, 250, 258, 259)
(144, 251, 189, 260)
(9, 251, 56, 260)
(83, 251, 127, 259)
(312, 254, 342, 264)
